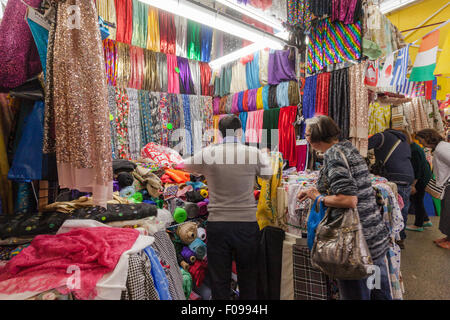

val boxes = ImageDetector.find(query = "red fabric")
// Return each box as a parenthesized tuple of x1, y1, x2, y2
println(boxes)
(141, 142, 183, 167)
(128, 46, 144, 89)
(250, 0, 272, 10)
(278, 106, 298, 168)
(159, 11, 176, 55)
(243, 90, 249, 112)
(0, 227, 139, 300)
(115, 0, 133, 44)
(425, 80, 433, 100)
(295, 144, 308, 172)
(200, 62, 213, 96)
(315, 72, 330, 115)
(189, 258, 208, 288)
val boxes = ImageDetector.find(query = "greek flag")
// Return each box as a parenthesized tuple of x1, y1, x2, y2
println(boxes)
(390, 45, 410, 87)
(397, 76, 414, 97)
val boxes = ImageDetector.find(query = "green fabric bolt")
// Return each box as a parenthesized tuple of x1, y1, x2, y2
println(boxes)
(181, 268, 193, 299)
(131, 0, 148, 49)
(187, 20, 201, 61)
(262, 108, 281, 149)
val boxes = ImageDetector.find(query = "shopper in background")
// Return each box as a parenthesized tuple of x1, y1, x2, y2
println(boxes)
(398, 130, 433, 232)
(368, 129, 415, 249)
(180, 115, 272, 299)
(298, 115, 391, 300)
(416, 129, 450, 250)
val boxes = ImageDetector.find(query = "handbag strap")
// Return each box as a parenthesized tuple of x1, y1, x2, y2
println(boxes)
(336, 149, 353, 178)
(383, 139, 401, 165)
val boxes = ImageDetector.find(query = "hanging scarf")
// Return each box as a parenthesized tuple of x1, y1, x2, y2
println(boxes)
(115, 0, 133, 44)
(103, 39, 118, 86)
(175, 15, 187, 58)
(200, 62, 213, 96)
(200, 25, 213, 63)
(131, 0, 148, 49)
(177, 57, 196, 95)
(187, 20, 201, 61)
(159, 11, 176, 55)
(156, 52, 168, 92)
(147, 7, 160, 52)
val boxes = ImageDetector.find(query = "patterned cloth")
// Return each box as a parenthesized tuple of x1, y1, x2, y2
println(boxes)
(115, 87, 131, 159)
(288, 0, 312, 28)
(293, 244, 331, 300)
(126, 88, 141, 159)
(103, 39, 118, 86)
(368, 102, 391, 136)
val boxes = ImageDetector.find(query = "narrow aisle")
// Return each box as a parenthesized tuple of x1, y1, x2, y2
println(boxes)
(401, 215, 450, 300)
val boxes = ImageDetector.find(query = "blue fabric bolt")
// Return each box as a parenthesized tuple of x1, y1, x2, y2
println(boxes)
(301, 75, 318, 138)
(262, 85, 270, 110)
(143, 246, 172, 300)
(239, 112, 248, 144)
(237, 91, 244, 113)
(276, 82, 290, 108)
(182, 94, 193, 155)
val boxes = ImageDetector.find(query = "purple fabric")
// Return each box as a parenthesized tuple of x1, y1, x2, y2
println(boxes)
(332, 0, 359, 24)
(268, 50, 296, 85)
(231, 93, 239, 114)
(177, 57, 195, 94)
(0, 0, 43, 92)
(247, 89, 258, 111)
(213, 97, 220, 115)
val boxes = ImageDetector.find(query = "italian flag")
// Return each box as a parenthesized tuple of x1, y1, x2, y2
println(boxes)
(409, 30, 440, 82)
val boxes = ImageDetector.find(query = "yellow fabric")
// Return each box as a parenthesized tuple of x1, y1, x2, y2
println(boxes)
(0, 124, 13, 215)
(256, 87, 264, 110)
(436, 76, 450, 101)
(96, 0, 116, 40)
(147, 7, 160, 52)
(256, 152, 283, 230)
(368, 102, 391, 135)
(213, 115, 220, 143)
(434, 33, 450, 77)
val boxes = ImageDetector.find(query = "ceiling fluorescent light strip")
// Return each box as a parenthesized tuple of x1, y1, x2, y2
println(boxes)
(380, 0, 419, 14)
(139, 0, 286, 47)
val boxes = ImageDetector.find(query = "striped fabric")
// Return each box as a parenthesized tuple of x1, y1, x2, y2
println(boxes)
(410, 30, 440, 82)
(390, 45, 409, 88)
(307, 18, 361, 74)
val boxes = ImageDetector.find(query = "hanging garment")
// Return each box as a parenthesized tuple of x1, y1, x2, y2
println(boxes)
(147, 7, 160, 52)
(143, 50, 159, 91)
(131, 0, 148, 49)
(239, 112, 248, 144)
(27, 18, 49, 79)
(159, 11, 176, 55)
(126, 88, 141, 160)
(103, 39, 118, 87)
(156, 52, 168, 92)
(268, 85, 278, 109)
(246, 52, 261, 90)
(44, 0, 113, 207)
(200, 62, 213, 96)
(278, 105, 298, 167)
(268, 50, 296, 85)
(175, 16, 188, 58)
(328, 68, 350, 139)
(116, 42, 131, 88)
(177, 57, 196, 95)
(245, 110, 264, 144)
(349, 61, 369, 157)
(262, 108, 281, 149)
(276, 82, 290, 108)
(256, 152, 283, 230)
(187, 20, 201, 61)
(167, 54, 181, 93)
(115, 0, 133, 44)
(288, 81, 300, 106)
(0, 0, 42, 92)
(189, 60, 201, 98)
(315, 72, 330, 116)
(200, 25, 213, 63)
(262, 85, 270, 110)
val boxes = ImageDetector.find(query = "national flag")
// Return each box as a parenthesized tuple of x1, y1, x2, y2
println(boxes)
(390, 45, 409, 87)
(364, 60, 378, 87)
(378, 53, 395, 88)
(434, 33, 450, 76)
(397, 76, 414, 97)
(410, 30, 440, 81)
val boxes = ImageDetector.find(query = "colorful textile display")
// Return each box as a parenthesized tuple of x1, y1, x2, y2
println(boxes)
(328, 68, 350, 139)
(115, 0, 133, 44)
(103, 39, 118, 86)
(278, 106, 298, 167)
(147, 7, 161, 52)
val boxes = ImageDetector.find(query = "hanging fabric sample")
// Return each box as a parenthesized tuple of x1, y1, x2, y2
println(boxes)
(200, 62, 213, 96)
(177, 57, 196, 95)
(262, 108, 281, 149)
(115, 87, 131, 159)
(210, 29, 224, 62)
(103, 39, 118, 86)
(246, 110, 265, 144)
(182, 95, 192, 155)
(0, 0, 42, 92)
(331, 0, 360, 24)
(349, 61, 369, 157)
(141, 92, 161, 145)
(115, 0, 133, 44)
(147, 7, 160, 52)
(278, 106, 298, 167)
(230, 62, 248, 93)
(97, 0, 117, 40)
(288, 81, 300, 106)
(276, 82, 290, 108)
(143, 50, 159, 92)
(190, 95, 203, 154)
(45, 0, 113, 206)
(268, 50, 297, 85)
(175, 15, 188, 58)
(200, 96, 214, 146)
(288, 0, 312, 28)
(315, 72, 330, 116)
(126, 88, 141, 159)
(301, 75, 317, 138)
(200, 25, 213, 63)
(159, 11, 176, 55)
(328, 68, 350, 139)
(117, 42, 131, 88)
(157, 52, 169, 92)
(239, 112, 248, 144)
(27, 18, 49, 79)
(131, 0, 148, 48)
(246, 52, 261, 90)
(187, 20, 201, 61)
(259, 49, 270, 86)
(108, 86, 118, 159)
(189, 60, 201, 98)
(128, 46, 145, 90)
(368, 102, 391, 136)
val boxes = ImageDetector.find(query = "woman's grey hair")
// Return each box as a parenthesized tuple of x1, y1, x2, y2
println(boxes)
(305, 115, 341, 143)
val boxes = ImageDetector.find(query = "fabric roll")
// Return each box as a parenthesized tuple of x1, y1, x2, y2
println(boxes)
(268, 49, 296, 85)
(126, 88, 141, 159)
(262, 85, 270, 110)
(143, 50, 159, 92)
(268, 85, 278, 109)
(231, 93, 239, 114)
(301, 75, 317, 137)
(237, 92, 245, 113)
(103, 39, 118, 86)
(247, 89, 258, 112)
(256, 87, 264, 110)
(276, 82, 290, 108)
(278, 105, 297, 167)
(239, 112, 248, 144)
(115, 0, 133, 44)
(131, 0, 148, 49)
(328, 68, 350, 139)
(245, 110, 264, 144)
(166, 54, 179, 94)
(200, 25, 213, 63)
(177, 57, 196, 95)
(200, 62, 213, 96)
(246, 52, 261, 89)
(159, 11, 176, 55)
(189, 60, 201, 98)
(259, 49, 270, 86)
(189, 95, 203, 154)
(262, 108, 281, 149)
(213, 97, 220, 115)
(187, 20, 201, 61)
(147, 7, 160, 52)
(288, 81, 300, 106)
(315, 72, 330, 115)
(175, 15, 187, 58)
(243, 91, 249, 112)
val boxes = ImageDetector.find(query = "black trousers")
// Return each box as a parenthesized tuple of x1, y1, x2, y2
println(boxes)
(206, 221, 260, 300)
(411, 188, 430, 227)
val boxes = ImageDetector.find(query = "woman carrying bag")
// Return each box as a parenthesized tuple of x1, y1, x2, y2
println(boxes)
(298, 116, 391, 300)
